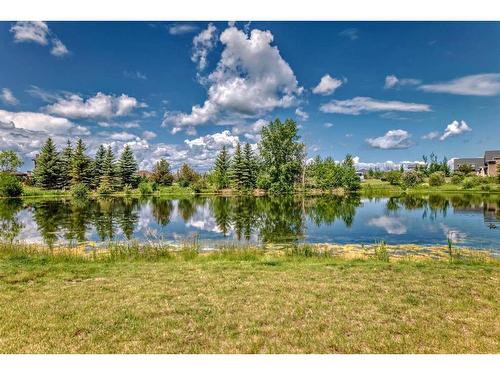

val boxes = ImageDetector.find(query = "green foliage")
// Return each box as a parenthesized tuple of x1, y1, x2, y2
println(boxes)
(138, 181, 153, 196)
(307, 154, 360, 191)
(0, 173, 23, 197)
(374, 241, 389, 262)
(70, 183, 89, 200)
(94, 144, 107, 184)
(450, 173, 464, 185)
(462, 177, 477, 189)
(0, 150, 23, 173)
(176, 163, 200, 187)
(118, 145, 139, 188)
(309, 156, 342, 190)
(341, 154, 361, 191)
(123, 184, 132, 195)
(230, 143, 245, 190)
(258, 118, 305, 194)
(71, 139, 94, 187)
(213, 146, 231, 189)
(421, 153, 451, 176)
(242, 143, 257, 190)
(97, 177, 113, 195)
(401, 170, 423, 188)
(428, 171, 446, 186)
(256, 173, 271, 190)
(33, 137, 62, 189)
(457, 164, 474, 174)
(59, 140, 73, 189)
(152, 159, 173, 186)
(386, 170, 402, 185)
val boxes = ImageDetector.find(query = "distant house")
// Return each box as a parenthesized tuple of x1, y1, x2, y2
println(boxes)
(453, 150, 500, 177)
(138, 170, 152, 179)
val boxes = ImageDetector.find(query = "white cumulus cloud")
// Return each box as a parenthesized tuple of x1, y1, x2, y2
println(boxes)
(366, 129, 412, 149)
(440, 120, 471, 140)
(164, 24, 303, 135)
(45, 92, 143, 119)
(312, 74, 344, 95)
(191, 23, 217, 71)
(10, 21, 69, 57)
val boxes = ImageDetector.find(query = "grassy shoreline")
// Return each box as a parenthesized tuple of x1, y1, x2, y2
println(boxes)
(0, 242, 498, 353)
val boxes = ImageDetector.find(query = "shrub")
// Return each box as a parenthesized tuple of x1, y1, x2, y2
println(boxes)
(97, 178, 113, 195)
(123, 184, 132, 195)
(256, 173, 272, 190)
(462, 177, 478, 189)
(401, 170, 423, 188)
(450, 173, 464, 185)
(428, 171, 446, 187)
(386, 170, 402, 185)
(138, 181, 153, 196)
(70, 183, 89, 200)
(0, 173, 23, 197)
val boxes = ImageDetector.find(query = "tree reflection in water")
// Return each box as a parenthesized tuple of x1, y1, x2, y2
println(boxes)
(0, 193, 497, 246)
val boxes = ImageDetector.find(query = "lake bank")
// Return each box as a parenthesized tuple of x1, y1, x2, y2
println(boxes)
(0, 243, 498, 353)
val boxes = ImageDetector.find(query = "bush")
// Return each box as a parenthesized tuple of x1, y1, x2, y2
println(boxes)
(0, 173, 23, 197)
(70, 183, 89, 200)
(450, 173, 464, 185)
(386, 170, 402, 185)
(97, 178, 113, 195)
(138, 181, 153, 196)
(401, 170, 423, 188)
(123, 184, 132, 195)
(462, 177, 479, 189)
(428, 171, 446, 187)
(256, 173, 272, 190)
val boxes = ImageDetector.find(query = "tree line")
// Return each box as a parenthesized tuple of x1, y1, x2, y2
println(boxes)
(0, 118, 363, 196)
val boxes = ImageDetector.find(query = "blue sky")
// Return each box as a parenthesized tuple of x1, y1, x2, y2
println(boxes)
(1, 21, 499, 171)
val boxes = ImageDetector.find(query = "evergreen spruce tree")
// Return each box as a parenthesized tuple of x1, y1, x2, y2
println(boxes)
(71, 139, 93, 187)
(59, 140, 73, 189)
(242, 143, 256, 189)
(99, 146, 117, 193)
(33, 137, 62, 189)
(118, 145, 138, 187)
(230, 143, 245, 190)
(213, 145, 231, 189)
(94, 144, 107, 185)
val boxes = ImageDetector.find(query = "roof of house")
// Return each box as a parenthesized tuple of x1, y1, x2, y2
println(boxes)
(484, 150, 500, 162)
(453, 157, 484, 166)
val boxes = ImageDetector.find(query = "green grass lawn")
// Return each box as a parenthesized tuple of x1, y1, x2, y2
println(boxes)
(361, 178, 500, 194)
(0, 245, 498, 354)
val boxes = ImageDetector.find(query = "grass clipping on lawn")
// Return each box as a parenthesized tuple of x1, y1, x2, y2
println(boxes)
(0, 241, 499, 354)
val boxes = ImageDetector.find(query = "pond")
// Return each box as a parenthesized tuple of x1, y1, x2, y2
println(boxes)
(0, 193, 499, 252)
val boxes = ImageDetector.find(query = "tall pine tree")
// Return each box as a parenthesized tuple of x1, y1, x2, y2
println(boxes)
(33, 137, 62, 189)
(242, 143, 256, 189)
(94, 144, 107, 185)
(213, 145, 231, 189)
(230, 143, 245, 190)
(71, 139, 93, 187)
(118, 145, 138, 187)
(59, 140, 73, 189)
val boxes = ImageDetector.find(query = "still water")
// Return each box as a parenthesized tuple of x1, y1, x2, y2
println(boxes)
(0, 193, 499, 251)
